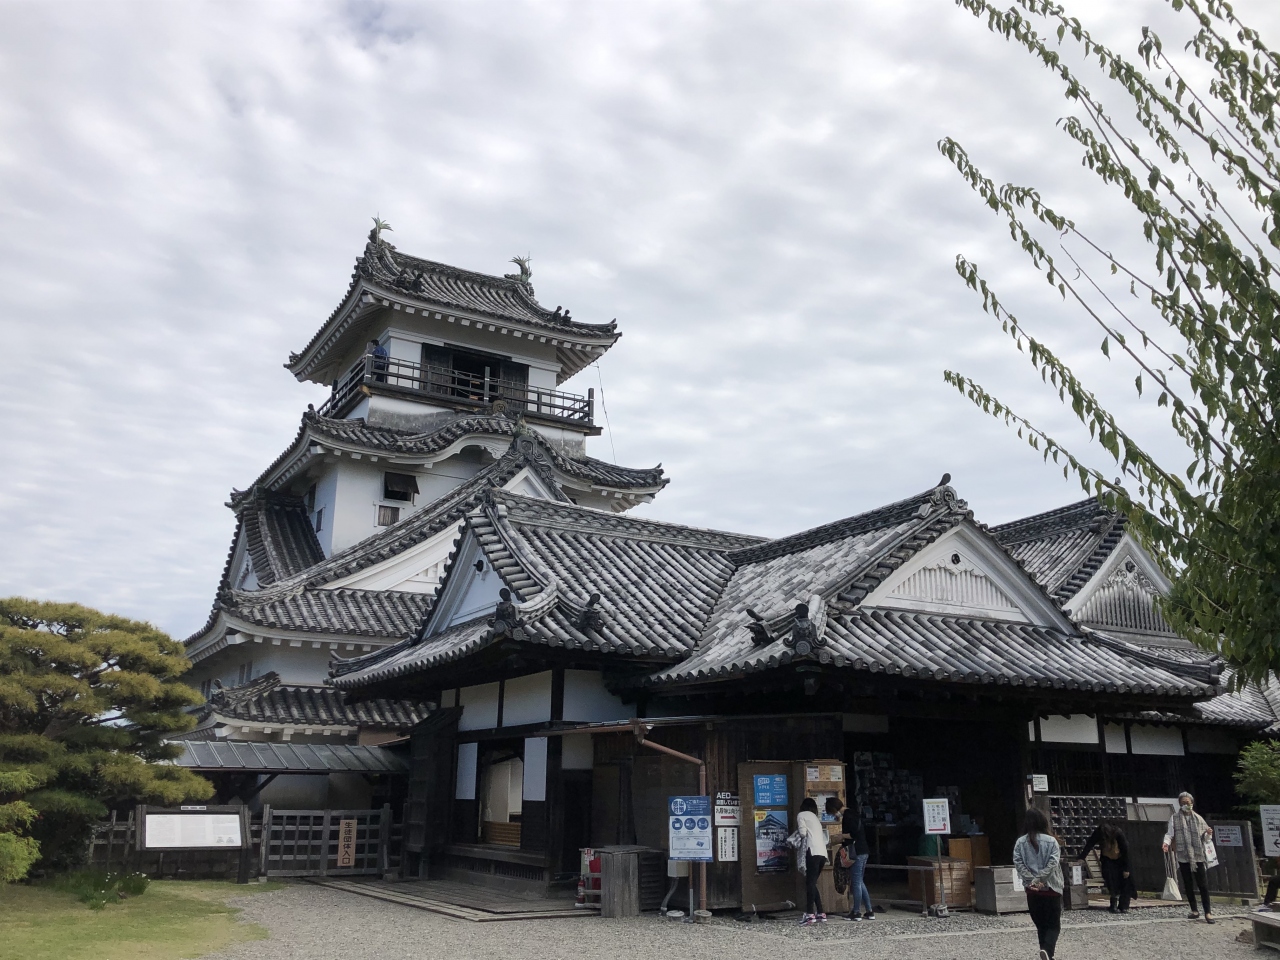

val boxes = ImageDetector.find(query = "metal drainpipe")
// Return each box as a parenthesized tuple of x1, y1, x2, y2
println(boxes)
(630, 719, 707, 915)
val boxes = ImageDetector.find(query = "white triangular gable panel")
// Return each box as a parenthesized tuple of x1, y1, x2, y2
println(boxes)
(322, 521, 463, 594)
(503, 466, 557, 502)
(1066, 533, 1176, 636)
(427, 531, 508, 635)
(862, 524, 1072, 628)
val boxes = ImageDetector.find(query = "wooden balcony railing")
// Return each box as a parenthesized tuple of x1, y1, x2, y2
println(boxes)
(318, 354, 594, 426)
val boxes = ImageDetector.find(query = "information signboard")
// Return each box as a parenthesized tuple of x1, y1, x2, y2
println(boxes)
(145, 813, 242, 849)
(668, 796, 713, 862)
(1031, 774, 1049, 793)
(1214, 824, 1243, 847)
(923, 798, 951, 835)
(714, 792, 741, 826)
(1263, 806, 1280, 857)
(754, 809, 789, 873)
(753, 774, 788, 807)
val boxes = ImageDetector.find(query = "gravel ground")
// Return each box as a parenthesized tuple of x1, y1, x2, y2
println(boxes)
(205, 884, 1256, 960)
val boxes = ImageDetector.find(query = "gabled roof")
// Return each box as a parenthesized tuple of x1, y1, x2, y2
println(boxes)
(188, 671, 427, 730)
(334, 483, 1215, 705)
(189, 428, 663, 648)
(287, 233, 620, 384)
(991, 499, 1126, 603)
(233, 488, 324, 587)
(331, 491, 765, 688)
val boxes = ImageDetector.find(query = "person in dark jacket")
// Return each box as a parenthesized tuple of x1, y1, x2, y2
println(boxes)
(1079, 821, 1134, 913)
(827, 797, 874, 921)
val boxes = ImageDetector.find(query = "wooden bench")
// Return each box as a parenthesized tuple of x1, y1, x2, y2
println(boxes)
(1253, 909, 1280, 951)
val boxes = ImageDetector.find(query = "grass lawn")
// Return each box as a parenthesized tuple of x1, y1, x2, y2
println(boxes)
(0, 879, 284, 960)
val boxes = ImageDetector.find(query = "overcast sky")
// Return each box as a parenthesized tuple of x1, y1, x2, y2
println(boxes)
(1, 0, 1276, 639)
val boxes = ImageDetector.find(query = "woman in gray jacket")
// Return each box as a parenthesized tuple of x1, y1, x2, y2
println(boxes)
(1014, 808, 1064, 960)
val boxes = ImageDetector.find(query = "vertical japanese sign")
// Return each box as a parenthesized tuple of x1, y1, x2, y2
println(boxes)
(668, 796, 713, 862)
(922, 798, 951, 835)
(337, 819, 358, 868)
(717, 827, 739, 862)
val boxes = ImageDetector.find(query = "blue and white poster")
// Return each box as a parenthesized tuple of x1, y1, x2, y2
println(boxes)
(668, 796, 713, 862)
(753, 774, 788, 808)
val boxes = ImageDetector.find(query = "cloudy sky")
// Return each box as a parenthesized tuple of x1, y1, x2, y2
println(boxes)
(1, 0, 1275, 639)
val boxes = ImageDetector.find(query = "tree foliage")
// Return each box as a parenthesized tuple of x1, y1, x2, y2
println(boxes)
(1236, 739, 1280, 805)
(940, 0, 1280, 683)
(0, 598, 211, 878)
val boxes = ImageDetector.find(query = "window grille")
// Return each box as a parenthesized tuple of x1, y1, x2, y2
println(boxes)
(377, 505, 400, 526)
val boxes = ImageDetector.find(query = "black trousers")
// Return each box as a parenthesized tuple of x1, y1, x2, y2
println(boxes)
(1266, 874, 1280, 905)
(1100, 857, 1131, 911)
(1026, 892, 1062, 959)
(805, 854, 826, 914)
(1178, 860, 1210, 915)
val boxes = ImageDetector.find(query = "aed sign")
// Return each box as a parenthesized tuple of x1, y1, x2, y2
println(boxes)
(668, 796, 713, 862)
(714, 792, 741, 827)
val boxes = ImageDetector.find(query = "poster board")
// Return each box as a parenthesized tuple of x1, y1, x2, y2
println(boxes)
(139, 805, 250, 850)
(738, 760, 795, 910)
(668, 796, 713, 862)
(923, 798, 952, 835)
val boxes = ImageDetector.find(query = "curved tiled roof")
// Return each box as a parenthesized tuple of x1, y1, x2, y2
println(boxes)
(194, 671, 427, 729)
(234, 409, 666, 510)
(287, 235, 619, 380)
(235, 488, 324, 586)
(231, 587, 431, 638)
(643, 609, 1218, 697)
(992, 499, 1127, 602)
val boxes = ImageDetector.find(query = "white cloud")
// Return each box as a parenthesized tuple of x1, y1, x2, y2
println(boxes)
(0, 0, 1274, 636)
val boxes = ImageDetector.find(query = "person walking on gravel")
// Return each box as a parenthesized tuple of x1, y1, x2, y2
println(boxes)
(796, 797, 828, 926)
(1014, 808, 1063, 960)
(1162, 791, 1215, 924)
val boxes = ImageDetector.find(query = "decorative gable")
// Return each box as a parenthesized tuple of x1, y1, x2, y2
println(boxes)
(861, 524, 1072, 628)
(1069, 538, 1175, 636)
(425, 530, 509, 636)
(886, 555, 1021, 615)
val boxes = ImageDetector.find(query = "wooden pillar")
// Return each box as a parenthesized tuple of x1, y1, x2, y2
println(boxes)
(545, 735, 565, 880)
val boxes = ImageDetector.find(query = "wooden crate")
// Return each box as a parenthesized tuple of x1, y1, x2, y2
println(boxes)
(948, 836, 991, 870)
(974, 865, 1028, 915)
(907, 856, 972, 908)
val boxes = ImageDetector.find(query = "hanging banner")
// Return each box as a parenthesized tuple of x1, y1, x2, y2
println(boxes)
(923, 798, 951, 835)
(754, 809, 790, 873)
(668, 796, 713, 862)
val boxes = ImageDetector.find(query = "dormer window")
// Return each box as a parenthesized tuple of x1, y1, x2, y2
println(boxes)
(384, 472, 419, 503)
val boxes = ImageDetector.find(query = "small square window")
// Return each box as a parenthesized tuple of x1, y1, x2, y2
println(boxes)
(383, 472, 419, 502)
(377, 505, 401, 526)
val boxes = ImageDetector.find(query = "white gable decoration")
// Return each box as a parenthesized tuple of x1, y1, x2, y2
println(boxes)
(1066, 535, 1175, 637)
(862, 524, 1072, 628)
(426, 531, 508, 635)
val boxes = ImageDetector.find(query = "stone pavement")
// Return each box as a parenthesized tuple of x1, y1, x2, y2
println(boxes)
(206, 884, 1255, 960)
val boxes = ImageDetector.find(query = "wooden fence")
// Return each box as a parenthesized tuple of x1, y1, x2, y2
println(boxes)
(89, 804, 401, 880)
(1117, 819, 1259, 899)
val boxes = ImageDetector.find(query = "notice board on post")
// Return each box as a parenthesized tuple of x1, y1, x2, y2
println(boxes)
(138, 805, 250, 850)
(738, 760, 794, 910)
